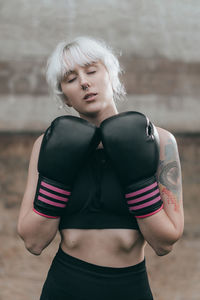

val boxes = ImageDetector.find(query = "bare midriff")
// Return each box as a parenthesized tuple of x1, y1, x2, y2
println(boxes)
(60, 228, 146, 267)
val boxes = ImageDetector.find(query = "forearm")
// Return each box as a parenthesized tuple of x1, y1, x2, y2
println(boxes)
(137, 208, 183, 256)
(18, 210, 60, 255)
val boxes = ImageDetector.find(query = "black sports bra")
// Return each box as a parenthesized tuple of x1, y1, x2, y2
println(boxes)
(59, 149, 139, 230)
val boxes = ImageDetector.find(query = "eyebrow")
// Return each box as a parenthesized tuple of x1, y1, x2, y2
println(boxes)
(65, 70, 76, 76)
(64, 62, 98, 77)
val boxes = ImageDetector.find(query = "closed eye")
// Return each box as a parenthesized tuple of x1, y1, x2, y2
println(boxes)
(68, 77, 76, 83)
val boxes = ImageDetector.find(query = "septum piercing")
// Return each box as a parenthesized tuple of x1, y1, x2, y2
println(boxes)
(82, 84, 89, 91)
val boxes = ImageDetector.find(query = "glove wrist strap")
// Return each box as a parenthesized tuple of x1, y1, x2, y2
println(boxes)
(33, 175, 71, 218)
(125, 176, 163, 218)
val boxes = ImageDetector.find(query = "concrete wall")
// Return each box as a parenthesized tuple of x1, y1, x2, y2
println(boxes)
(0, 0, 200, 132)
(0, 3, 199, 299)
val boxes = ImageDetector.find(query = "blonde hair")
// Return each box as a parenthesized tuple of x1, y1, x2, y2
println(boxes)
(46, 36, 126, 107)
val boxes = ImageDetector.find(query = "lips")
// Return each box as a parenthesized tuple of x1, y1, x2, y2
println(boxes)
(83, 93, 97, 100)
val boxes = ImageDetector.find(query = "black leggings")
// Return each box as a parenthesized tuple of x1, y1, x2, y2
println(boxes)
(40, 247, 154, 300)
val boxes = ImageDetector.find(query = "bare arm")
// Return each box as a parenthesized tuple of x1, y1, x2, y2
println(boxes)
(17, 135, 60, 255)
(137, 127, 184, 256)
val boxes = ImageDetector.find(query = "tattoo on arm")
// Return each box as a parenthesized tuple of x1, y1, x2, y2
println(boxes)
(159, 161, 179, 192)
(157, 138, 182, 212)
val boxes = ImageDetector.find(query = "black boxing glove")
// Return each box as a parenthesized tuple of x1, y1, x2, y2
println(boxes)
(33, 116, 100, 218)
(100, 111, 163, 218)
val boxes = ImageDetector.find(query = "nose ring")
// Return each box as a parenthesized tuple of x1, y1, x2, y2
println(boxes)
(82, 83, 89, 91)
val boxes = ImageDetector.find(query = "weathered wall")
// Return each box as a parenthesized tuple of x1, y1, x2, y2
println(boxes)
(0, 2, 199, 299)
(0, 0, 200, 132)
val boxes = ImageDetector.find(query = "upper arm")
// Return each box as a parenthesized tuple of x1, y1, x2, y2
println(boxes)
(156, 127, 184, 233)
(18, 134, 44, 222)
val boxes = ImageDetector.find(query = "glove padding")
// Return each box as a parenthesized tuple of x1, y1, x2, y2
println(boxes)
(100, 111, 163, 218)
(34, 115, 100, 218)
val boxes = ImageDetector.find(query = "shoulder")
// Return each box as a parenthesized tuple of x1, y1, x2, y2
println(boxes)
(32, 134, 44, 154)
(21, 134, 45, 199)
(29, 134, 44, 166)
(155, 127, 178, 160)
(33, 134, 44, 149)
(156, 127, 177, 146)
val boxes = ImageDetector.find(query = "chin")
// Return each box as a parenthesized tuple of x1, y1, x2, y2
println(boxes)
(83, 103, 106, 115)
(83, 109, 101, 117)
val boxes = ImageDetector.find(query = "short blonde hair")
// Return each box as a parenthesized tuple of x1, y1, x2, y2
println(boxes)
(46, 36, 126, 106)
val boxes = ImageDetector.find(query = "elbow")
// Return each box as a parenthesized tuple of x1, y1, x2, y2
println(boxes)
(17, 225, 43, 256)
(154, 228, 184, 256)
(23, 238, 44, 255)
(154, 244, 173, 256)
(152, 238, 177, 256)
(153, 235, 180, 256)
(25, 243, 43, 256)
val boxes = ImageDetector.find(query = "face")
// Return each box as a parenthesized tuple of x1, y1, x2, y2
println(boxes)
(60, 61, 116, 119)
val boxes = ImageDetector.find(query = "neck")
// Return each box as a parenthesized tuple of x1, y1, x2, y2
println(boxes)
(79, 106, 118, 127)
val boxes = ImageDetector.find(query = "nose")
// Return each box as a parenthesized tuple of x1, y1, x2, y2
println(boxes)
(79, 74, 90, 90)
(81, 83, 89, 90)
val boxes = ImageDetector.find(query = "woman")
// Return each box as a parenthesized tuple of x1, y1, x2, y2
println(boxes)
(17, 36, 184, 300)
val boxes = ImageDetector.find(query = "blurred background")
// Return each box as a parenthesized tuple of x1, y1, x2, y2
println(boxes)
(0, 1, 199, 299)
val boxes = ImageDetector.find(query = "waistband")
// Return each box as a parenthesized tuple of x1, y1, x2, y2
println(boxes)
(55, 246, 146, 275)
